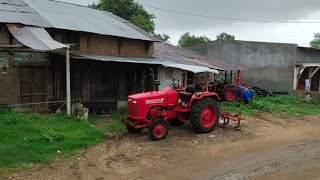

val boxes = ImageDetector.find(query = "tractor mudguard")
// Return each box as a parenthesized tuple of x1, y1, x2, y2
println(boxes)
(188, 92, 220, 110)
(191, 92, 220, 102)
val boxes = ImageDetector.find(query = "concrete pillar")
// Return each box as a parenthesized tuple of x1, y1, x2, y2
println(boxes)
(66, 46, 71, 115)
(293, 66, 298, 90)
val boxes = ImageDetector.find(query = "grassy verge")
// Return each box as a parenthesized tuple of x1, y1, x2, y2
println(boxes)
(105, 107, 127, 134)
(221, 95, 320, 117)
(0, 109, 105, 171)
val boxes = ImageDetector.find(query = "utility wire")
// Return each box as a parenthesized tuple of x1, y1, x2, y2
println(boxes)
(140, 4, 320, 24)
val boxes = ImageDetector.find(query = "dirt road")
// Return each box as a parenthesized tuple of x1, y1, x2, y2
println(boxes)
(9, 114, 320, 180)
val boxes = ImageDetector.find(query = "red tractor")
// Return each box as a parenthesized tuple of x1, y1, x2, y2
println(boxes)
(123, 86, 221, 141)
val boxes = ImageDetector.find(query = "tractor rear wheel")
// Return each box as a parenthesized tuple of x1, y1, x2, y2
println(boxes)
(190, 98, 221, 134)
(223, 87, 236, 102)
(126, 125, 142, 134)
(148, 119, 169, 141)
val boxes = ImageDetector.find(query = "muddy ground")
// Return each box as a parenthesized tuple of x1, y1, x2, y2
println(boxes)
(7, 113, 320, 180)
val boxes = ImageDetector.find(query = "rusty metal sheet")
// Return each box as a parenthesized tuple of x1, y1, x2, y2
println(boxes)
(8, 25, 67, 51)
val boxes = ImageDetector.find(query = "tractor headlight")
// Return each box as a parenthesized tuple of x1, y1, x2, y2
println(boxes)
(128, 98, 132, 102)
(132, 100, 137, 104)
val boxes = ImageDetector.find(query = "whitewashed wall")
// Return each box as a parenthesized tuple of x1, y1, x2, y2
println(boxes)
(158, 66, 184, 90)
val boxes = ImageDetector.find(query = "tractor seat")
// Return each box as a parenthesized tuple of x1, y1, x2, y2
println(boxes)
(186, 84, 196, 93)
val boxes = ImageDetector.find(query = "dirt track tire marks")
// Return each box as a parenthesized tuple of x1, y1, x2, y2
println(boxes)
(212, 139, 320, 180)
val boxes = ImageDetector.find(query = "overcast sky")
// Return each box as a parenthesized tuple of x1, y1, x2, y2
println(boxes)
(60, 0, 320, 46)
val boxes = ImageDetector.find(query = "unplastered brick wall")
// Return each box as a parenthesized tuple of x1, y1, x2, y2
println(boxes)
(80, 33, 153, 57)
(50, 29, 154, 57)
(84, 34, 118, 56)
(119, 39, 146, 57)
(146, 43, 154, 58)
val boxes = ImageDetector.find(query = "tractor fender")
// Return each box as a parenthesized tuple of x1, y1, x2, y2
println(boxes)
(190, 92, 220, 108)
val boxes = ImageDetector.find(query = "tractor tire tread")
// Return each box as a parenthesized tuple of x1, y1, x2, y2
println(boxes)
(223, 87, 236, 102)
(190, 98, 220, 134)
(148, 119, 169, 141)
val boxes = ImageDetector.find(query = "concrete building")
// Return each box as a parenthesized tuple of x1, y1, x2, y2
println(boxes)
(187, 40, 320, 99)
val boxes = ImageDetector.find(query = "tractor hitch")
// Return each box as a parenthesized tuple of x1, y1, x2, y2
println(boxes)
(220, 110, 245, 130)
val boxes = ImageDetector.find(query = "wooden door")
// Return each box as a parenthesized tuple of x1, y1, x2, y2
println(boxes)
(20, 66, 46, 108)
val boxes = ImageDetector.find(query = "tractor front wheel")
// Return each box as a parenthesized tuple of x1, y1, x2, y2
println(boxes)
(126, 125, 142, 134)
(148, 119, 169, 141)
(190, 98, 221, 134)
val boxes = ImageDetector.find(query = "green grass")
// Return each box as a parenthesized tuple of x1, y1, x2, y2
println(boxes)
(105, 107, 127, 134)
(0, 109, 105, 170)
(221, 95, 320, 117)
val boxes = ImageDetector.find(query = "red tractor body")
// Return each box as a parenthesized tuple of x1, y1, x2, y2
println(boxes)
(128, 87, 179, 121)
(124, 86, 221, 140)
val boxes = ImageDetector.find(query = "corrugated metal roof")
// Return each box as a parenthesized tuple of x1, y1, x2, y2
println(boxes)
(0, 0, 158, 41)
(296, 63, 320, 67)
(20, 0, 156, 41)
(105, 11, 159, 42)
(155, 43, 243, 71)
(0, 0, 26, 6)
(161, 63, 218, 74)
(8, 25, 67, 51)
(69, 53, 218, 74)
(0, 0, 51, 27)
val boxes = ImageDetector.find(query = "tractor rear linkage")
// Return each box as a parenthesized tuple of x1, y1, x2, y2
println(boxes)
(220, 110, 245, 130)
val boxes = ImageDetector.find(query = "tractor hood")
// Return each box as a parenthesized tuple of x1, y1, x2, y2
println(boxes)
(129, 87, 175, 100)
(128, 87, 179, 106)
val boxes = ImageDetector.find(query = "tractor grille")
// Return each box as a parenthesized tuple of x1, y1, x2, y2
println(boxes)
(128, 101, 139, 117)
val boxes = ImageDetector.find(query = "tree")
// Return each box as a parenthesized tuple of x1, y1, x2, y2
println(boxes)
(178, 32, 211, 48)
(154, 33, 170, 43)
(90, 0, 155, 33)
(310, 33, 320, 49)
(216, 32, 235, 40)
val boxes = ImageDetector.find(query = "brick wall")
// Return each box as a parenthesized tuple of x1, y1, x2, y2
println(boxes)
(146, 43, 154, 58)
(51, 30, 154, 57)
(119, 39, 147, 57)
(84, 34, 118, 56)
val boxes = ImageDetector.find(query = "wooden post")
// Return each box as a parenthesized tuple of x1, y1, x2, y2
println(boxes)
(308, 67, 320, 92)
(308, 67, 319, 79)
(297, 67, 305, 80)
